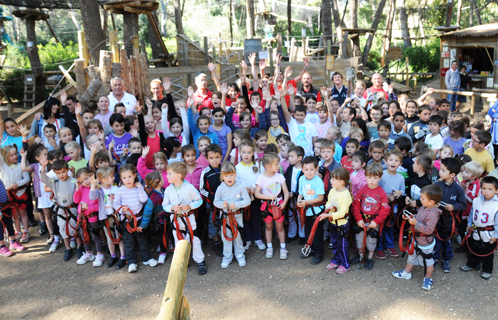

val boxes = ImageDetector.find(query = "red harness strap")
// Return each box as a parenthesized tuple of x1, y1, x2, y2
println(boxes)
(398, 218, 415, 256)
(461, 225, 498, 258)
(301, 208, 332, 257)
(115, 205, 139, 233)
(172, 211, 195, 243)
(162, 222, 169, 250)
(76, 204, 91, 244)
(105, 214, 122, 244)
(221, 208, 243, 241)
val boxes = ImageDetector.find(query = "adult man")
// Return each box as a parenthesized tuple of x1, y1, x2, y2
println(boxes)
(363, 73, 388, 102)
(60, 91, 80, 140)
(330, 72, 348, 106)
(108, 77, 137, 115)
(188, 73, 214, 111)
(445, 61, 460, 112)
(149, 78, 178, 121)
(297, 72, 321, 102)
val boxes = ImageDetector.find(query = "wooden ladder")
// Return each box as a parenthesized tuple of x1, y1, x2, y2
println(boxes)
(23, 74, 36, 109)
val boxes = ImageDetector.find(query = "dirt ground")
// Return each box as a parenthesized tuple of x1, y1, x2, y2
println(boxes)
(1, 223, 496, 320)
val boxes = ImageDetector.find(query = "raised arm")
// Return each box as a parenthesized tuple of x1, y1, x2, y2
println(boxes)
(417, 87, 434, 106)
(220, 82, 228, 113)
(74, 103, 88, 140)
(273, 53, 282, 89)
(280, 86, 292, 124)
(321, 87, 334, 122)
(208, 62, 221, 92)
(248, 53, 259, 90)
(286, 82, 296, 113)
(293, 58, 308, 83)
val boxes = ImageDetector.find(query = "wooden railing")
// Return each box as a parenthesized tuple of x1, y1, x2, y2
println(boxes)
(422, 87, 498, 117)
(156, 240, 192, 320)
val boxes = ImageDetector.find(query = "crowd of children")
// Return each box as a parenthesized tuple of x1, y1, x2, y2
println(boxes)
(1, 61, 498, 292)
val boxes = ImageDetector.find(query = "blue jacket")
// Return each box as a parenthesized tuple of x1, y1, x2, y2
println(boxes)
(435, 180, 467, 212)
(264, 105, 288, 132)
(226, 108, 267, 139)
(188, 108, 220, 155)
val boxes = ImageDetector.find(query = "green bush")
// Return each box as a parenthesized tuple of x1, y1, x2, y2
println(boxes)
(403, 39, 440, 73)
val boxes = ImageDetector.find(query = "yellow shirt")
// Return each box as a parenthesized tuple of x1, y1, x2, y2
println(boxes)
(325, 188, 352, 226)
(464, 148, 495, 174)
(267, 126, 285, 152)
(69, 159, 89, 173)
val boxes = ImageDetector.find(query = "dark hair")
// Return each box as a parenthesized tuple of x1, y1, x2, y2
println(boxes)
(47, 149, 63, 161)
(109, 113, 125, 126)
(95, 152, 110, 166)
(302, 156, 318, 167)
(393, 111, 405, 120)
(369, 140, 386, 151)
(421, 184, 443, 203)
(119, 163, 138, 183)
(205, 144, 223, 157)
(418, 104, 431, 113)
(289, 146, 305, 158)
(276, 133, 291, 142)
(52, 159, 69, 171)
(395, 136, 411, 153)
(389, 100, 400, 111)
(128, 137, 142, 147)
(197, 115, 210, 127)
(264, 143, 278, 154)
(345, 107, 356, 118)
(436, 110, 449, 125)
(441, 157, 461, 175)
(124, 115, 135, 132)
(413, 141, 428, 153)
(352, 151, 369, 165)
(448, 120, 465, 138)
(455, 153, 472, 166)
(332, 71, 343, 79)
(351, 118, 370, 141)
(228, 83, 240, 93)
(346, 138, 360, 149)
(306, 96, 318, 103)
(3, 117, 17, 125)
(428, 115, 443, 127)
(199, 107, 212, 116)
(369, 105, 382, 114)
(212, 107, 225, 116)
(43, 123, 57, 133)
(26, 142, 44, 164)
(43, 97, 61, 120)
(181, 144, 196, 157)
(405, 99, 418, 109)
(114, 103, 126, 112)
(438, 99, 450, 106)
(415, 155, 432, 173)
(295, 105, 307, 114)
(481, 176, 498, 189)
(377, 119, 391, 131)
(475, 130, 492, 146)
(250, 91, 261, 99)
(471, 121, 485, 130)
(164, 137, 181, 159)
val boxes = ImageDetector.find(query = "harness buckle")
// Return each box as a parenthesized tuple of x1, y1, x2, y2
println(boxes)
(301, 244, 312, 257)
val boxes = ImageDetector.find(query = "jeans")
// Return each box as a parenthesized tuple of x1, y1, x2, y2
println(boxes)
(447, 87, 459, 111)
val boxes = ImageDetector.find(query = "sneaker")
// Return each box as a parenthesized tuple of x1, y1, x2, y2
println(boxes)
(76, 247, 85, 259)
(280, 248, 288, 260)
(9, 241, 25, 252)
(198, 261, 207, 275)
(46, 236, 54, 245)
(387, 247, 399, 258)
(93, 253, 105, 267)
(213, 242, 223, 257)
(63, 249, 73, 261)
(460, 265, 479, 272)
(158, 253, 167, 265)
(298, 237, 306, 245)
(328, 242, 333, 249)
(392, 270, 412, 280)
(350, 254, 361, 265)
(49, 241, 61, 253)
(244, 241, 252, 250)
(14, 232, 22, 242)
(70, 239, 77, 249)
(20, 232, 31, 243)
(376, 250, 386, 260)
(236, 254, 246, 267)
(265, 247, 273, 259)
(326, 262, 339, 271)
(221, 260, 231, 269)
(128, 263, 138, 273)
(442, 260, 451, 273)
(336, 265, 350, 274)
(255, 240, 266, 250)
(38, 222, 47, 235)
(365, 258, 374, 270)
(422, 278, 433, 291)
(77, 253, 95, 265)
(143, 258, 158, 267)
(0, 246, 13, 257)
(456, 234, 462, 245)
(107, 256, 119, 268)
(115, 258, 127, 269)
(481, 272, 492, 280)
(310, 254, 324, 265)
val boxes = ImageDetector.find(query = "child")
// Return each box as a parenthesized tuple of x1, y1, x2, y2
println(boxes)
(314, 138, 325, 162)
(285, 146, 305, 242)
(350, 164, 390, 270)
(341, 138, 360, 173)
(0, 145, 30, 242)
(341, 127, 368, 154)
(74, 168, 105, 266)
(0, 178, 26, 256)
(187, 88, 220, 155)
(389, 112, 412, 151)
(65, 141, 88, 173)
(255, 130, 268, 159)
(319, 167, 352, 273)
(318, 139, 340, 175)
(406, 155, 433, 207)
(378, 149, 405, 259)
(161, 102, 190, 147)
(282, 104, 318, 157)
(387, 101, 401, 124)
(408, 105, 432, 143)
(267, 110, 286, 150)
(437, 110, 449, 138)
(392, 184, 443, 291)
(164, 137, 182, 163)
(138, 146, 169, 188)
(119, 137, 143, 166)
(209, 107, 232, 162)
(279, 141, 294, 173)
(465, 130, 495, 175)
(419, 148, 439, 183)
(434, 145, 454, 170)
(444, 120, 466, 155)
(325, 126, 343, 163)
(395, 137, 414, 184)
(200, 144, 224, 256)
(367, 105, 382, 141)
(367, 140, 387, 170)
(40, 159, 78, 260)
(460, 176, 498, 280)
(182, 145, 204, 190)
(42, 123, 59, 151)
(404, 100, 420, 133)
(424, 115, 444, 154)
(377, 120, 391, 148)
(315, 103, 333, 138)
(433, 158, 466, 272)
(105, 113, 133, 159)
(297, 157, 326, 265)
(214, 162, 251, 268)
(336, 106, 355, 138)
(94, 96, 112, 129)
(230, 129, 252, 165)
(255, 153, 290, 259)
(196, 136, 211, 167)
(304, 96, 320, 124)
(350, 151, 368, 197)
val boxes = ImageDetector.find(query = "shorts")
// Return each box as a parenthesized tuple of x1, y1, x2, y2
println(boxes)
(407, 247, 434, 267)
(263, 214, 285, 224)
(57, 214, 76, 239)
(12, 191, 28, 210)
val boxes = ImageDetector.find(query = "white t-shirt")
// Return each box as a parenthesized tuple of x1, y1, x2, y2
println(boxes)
(108, 91, 137, 115)
(304, 113, 320, 125)
(425, 133, 444, 151)
(102, 186, 119, 216)
(287, 118, 318, 157)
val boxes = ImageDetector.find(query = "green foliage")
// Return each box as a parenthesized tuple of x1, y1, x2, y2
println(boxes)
(38, 40, 79, 71)
(403, 38, 441, 73)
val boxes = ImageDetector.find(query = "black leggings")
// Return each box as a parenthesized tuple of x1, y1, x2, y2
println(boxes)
(0, 213, 15, 241)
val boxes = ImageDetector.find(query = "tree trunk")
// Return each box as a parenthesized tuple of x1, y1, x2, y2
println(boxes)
(321, 0, 332, 45)
(78, 0, 106, 65)
(160, 0, 168, 36)
(445, 0, 453, 27)
(147, 13, 167, 67)
(101, 8, 108, 33)
(381, 0, 396, 68)
(418, 3, 426, 45)
(456, 0, 463, 25)
(349, 0, 361, 58)
(470, 0, 474, 26)
(287, 0, 292, 35)
(400, 0, 411, 47)
(8, 7, 17, 41)
(25, 17, 44, 103)
(123, 12, 139, 58)
(229, 0, 234, 45)
(331, 0, 343, 42)
(174, 0, 184, 35)
(362, 0, 386, 64)
(69, 2, 81, 31)
(246, 0, 255, 38)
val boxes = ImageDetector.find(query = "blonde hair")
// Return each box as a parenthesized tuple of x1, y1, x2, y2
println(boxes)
(75, 167, 92, 179)
(355, 80, 366, 89)
(261, 153, 280, 169)
(65, 141, 81, 152)
(320, 139, 335, 152)
(150, 79, 162, 86)
(327, 126, 341, 142)
(59, 127, 72, 136)
(167, 161, 187, 179)
(153, 152, 168, 166)
(349, 127, 364, 139)
(463, 161, 484, 178)
(1, 145, 18, 165)
(365, 163, 383, 178)
(385, 149, 403, 162)
(96, 167, 115, 182)
(145, 171, 163, 190)
(197, 136, 212, 146)
(220, 162, 237, 181)
(440, 145, 454, 158)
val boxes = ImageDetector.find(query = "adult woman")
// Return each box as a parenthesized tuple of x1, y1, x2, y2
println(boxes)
(30, 97, 65, 140)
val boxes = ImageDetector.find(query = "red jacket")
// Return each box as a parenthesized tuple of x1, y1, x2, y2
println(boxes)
(352, 185, 390, 226)
(462, 179, 480, 219)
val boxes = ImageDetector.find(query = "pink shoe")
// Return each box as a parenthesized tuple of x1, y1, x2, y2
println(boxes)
(336, 265, 350, 274)
(0, 246, 13, 257)
(326, 262, 339, 271)
(10, 241, 25, 252)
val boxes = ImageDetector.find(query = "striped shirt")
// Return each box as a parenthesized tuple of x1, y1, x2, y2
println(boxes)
(414, 206, 440, 247)
(113, 186, 148, 220)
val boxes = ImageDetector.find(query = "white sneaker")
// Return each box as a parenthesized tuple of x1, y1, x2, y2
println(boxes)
(158, 253, 167, 264)
(255, 240, 266, 250)
(392, 270, 412, 280)
(70, 239, 77, 249)
(265, 247, 273, 258)
(76, 253, 95, 265)
(236, 254, 246, 267)
(143, 258, 158, 267)
(244, 241, 252, 250)
(221, 260, 231, 268)
(280, 248, 288, 260)
(93, 253, 105, 267)
(49, 241, 61, 253)
(128, 263, 138, 273)
(456, 234, 462, 245)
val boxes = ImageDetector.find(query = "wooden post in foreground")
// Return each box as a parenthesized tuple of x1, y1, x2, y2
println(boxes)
(156, 240, 192, 320)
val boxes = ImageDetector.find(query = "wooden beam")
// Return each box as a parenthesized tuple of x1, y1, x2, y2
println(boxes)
(109, 30, 120, 63)
(145, 13, 170, 59)
(58, 65, 77, 87)
(74, 59, 87, 98)
(120, 49, 131, 93)
(99, 50, 113, 94)
(78, 30, 90, 67)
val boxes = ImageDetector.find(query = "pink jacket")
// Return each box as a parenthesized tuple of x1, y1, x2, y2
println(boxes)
(186, 165, 205, 190)
(351, 169, 367, 198)
(73, 186, 100, 223)
(137, 157, 170, 188)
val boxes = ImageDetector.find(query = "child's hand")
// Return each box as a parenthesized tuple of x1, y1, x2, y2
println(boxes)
(320, 87, 328, 98)
(408, 217, 417, 225)
(427, 87, 434, 95)
(490, 237, 497, 244)
(248, 52, 256, 66)
(90, 175, 99, 188)
(220, 82, 228, 95)
(18, 124, 30, 138)
(250, 187, 255, 195)
(20, 149, 27, 158)
(392, 190, 403, 198)
(48, 137, 58, 148)
(162, 77, 171, 92)
(171, 205, 180, 213)
(357, 220, 365, 228)
(223, 200, 228, 208)
(130, 128, 138, 138)
(259, 58, 266, 70)
(368, 221, 378, 229)
(343, 97, 352, 106)
(80, 202, 88, 211)
(207, 62, 216, 72)
(137, 227, 143, 233)
(229, 203, 236, 210)
(187, 86, 194, 98)
(70, 166, 76, 176)
(240, 59, 247, 71)
(75, 102, 82, 115)
(90, 143, 98, 154)
(286, 83, 295, 96)
(161, 103, 168, 110)
(319, 213, 330, 221)
(255, 105, 263, 114)
(60, 90, 67, 105)
(273, 89, 281, 100)
(145, 97, 153, 109)
(134, 101, 142, 114)
(39, 156, 49, 169)
(142, 145, 150, 158)
(121, 147, 128, 156)
(181, 204, 191, 212)
(135, 182, 143, 189)
(445, 204, 454, 212)
(284, 65, 292, 79)
(297, 199, 306, 207)
(9, 183, 18, 190)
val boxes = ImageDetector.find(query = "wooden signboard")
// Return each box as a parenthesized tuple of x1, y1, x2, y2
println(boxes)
(326, 55, 335, 71)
